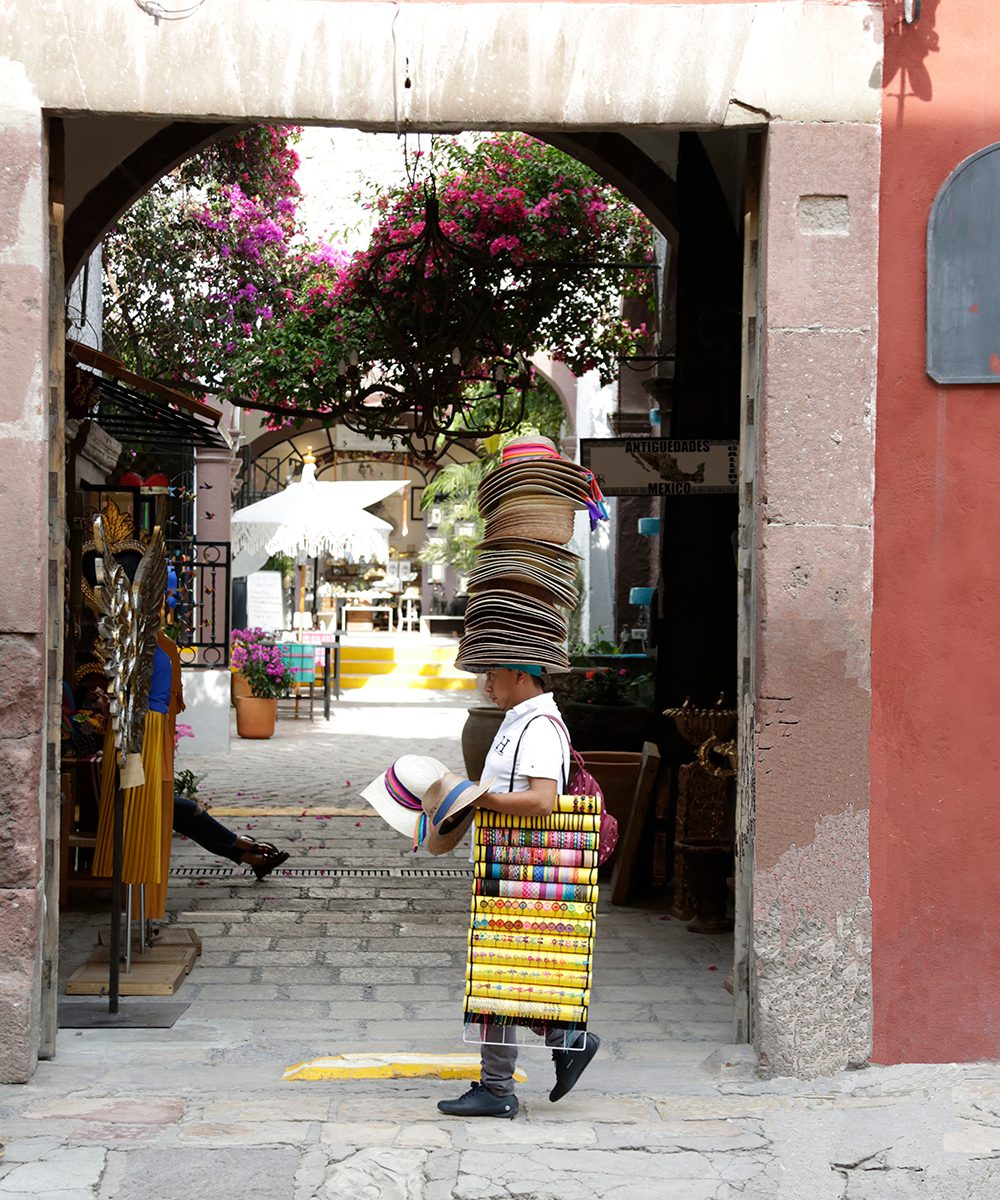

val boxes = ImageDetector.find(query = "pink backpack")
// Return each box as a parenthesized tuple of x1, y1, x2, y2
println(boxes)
(508, 714, 619, 865)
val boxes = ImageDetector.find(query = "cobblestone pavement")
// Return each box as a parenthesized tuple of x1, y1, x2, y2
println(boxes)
(3, 694, 1000, 1197)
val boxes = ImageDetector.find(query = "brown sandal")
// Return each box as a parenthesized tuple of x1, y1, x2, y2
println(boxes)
(238, 839, 289, 880)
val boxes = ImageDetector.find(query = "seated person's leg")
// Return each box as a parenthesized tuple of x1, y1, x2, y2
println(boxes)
(172, 795, 289, 878)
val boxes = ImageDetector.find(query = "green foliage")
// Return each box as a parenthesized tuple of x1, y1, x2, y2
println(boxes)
(175, 768, 204, 800)
(417, 456, 491, 577)
(570, 626, 619, 656)
(453, 374, 566, 443)
(102, 125, 308, 388)
(263, 552, 296, 585)
(103, 128, 655, 450)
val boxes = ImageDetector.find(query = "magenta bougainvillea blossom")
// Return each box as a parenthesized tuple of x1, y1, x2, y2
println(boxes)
(227, 134, 654, 432)
(103, 128, 654, 433)
(103, 126, 310, 390)
(229, 627, 292, 698)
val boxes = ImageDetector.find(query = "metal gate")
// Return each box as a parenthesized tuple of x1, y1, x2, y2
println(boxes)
(166, 537, 231, 668)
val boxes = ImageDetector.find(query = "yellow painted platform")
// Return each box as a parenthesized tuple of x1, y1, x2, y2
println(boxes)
(333, 639, 477, 691)
(283, 1053, 527, 1082)
(338, 674, 476, 691)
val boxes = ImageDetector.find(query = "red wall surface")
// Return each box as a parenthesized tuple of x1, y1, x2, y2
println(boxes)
(872, 0, 1000, 1062)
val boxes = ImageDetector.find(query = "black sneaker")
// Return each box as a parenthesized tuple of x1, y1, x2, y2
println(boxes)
(549, 1032, 601, 1102)
(437, 1081, 519, 1119)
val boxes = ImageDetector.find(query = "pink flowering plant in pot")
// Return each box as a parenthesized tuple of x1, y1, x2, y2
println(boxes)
(229, 637, 293, 699)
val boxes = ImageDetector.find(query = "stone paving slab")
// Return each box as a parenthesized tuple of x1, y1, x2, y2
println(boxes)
(6, 697, 1000, 1196)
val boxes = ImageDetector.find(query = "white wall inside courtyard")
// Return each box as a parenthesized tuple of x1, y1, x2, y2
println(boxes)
(181, 669, 231, 757)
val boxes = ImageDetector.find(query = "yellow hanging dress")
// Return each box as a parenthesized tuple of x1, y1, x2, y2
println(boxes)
(93, 644, 172, 884)
(144, 635, 184, 920)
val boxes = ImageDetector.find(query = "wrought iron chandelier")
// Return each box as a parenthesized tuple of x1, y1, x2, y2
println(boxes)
(238, 176, 654, 463)
(333, 183, 536, 460)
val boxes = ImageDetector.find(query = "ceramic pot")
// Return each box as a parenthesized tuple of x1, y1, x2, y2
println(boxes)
(235, 695, 277, 739)
(561, 701, 650, 752)
(461, 705, 505, 780)
(230, 672, 252, 705)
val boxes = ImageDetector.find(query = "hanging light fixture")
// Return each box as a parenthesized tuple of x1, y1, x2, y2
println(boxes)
(328, 182, 536, 460)
(235, 163, 655, 463)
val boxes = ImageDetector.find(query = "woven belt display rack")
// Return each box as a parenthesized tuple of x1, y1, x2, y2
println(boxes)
(465, 794, 601, 1032)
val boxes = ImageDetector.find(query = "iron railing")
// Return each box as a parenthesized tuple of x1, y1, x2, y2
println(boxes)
(165, 538, 231, 668)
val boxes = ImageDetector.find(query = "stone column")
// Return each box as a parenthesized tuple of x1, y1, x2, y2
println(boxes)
(0, 68, 49, 1083)
(752, 121, 879, 1077)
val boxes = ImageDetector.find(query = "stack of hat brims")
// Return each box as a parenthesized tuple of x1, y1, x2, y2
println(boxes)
(456, 437, 608, 674)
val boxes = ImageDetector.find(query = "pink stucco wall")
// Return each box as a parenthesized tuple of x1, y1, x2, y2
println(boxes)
(871, 0, 1000, 1064)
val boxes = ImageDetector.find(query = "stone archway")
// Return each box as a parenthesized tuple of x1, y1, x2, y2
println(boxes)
(0, 0, 881, 1082)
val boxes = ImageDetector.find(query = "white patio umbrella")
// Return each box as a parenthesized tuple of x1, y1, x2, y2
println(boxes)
(230, 453, 407, 577)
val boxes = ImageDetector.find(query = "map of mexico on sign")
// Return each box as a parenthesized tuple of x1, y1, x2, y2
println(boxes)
(580, 438, 739, 496)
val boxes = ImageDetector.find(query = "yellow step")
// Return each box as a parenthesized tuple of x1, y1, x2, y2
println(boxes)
(341, 645, 395, 662)
(338, 674, 476, 691)
(339, 660, 397, 676)
(392, 646, 463, 665)
(410, 677, 477, 690)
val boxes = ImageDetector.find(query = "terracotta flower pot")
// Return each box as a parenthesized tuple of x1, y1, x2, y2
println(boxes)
(461, 705, 505, 780)
(234, 695, 277, 739)
(230, 672, 252, 705)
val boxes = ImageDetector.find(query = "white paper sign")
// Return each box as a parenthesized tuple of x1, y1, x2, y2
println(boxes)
(246, 570, 285, 631)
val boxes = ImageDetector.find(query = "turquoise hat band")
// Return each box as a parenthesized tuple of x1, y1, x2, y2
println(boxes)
(499, 663, 544, 677)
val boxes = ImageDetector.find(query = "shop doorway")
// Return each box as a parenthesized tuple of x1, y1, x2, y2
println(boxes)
(53, 117, 756, 1057)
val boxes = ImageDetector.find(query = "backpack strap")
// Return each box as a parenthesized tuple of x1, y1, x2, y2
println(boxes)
(507, 713, 571, 793)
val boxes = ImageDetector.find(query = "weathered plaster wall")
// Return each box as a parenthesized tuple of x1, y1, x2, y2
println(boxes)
(0, 62, 49, 1083)
(1, 2, 881, 136)
(754, 121, 878, 1076)
(0, 0, 883, 1081)
(871, 0, 1000, 1063)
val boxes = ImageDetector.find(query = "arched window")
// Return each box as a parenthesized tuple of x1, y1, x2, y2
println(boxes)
(927, 142, 1000, 383)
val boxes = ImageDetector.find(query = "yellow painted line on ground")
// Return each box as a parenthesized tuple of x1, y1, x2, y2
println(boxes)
(209, 807, 374, 818)
(283, 1053, 527, 1083)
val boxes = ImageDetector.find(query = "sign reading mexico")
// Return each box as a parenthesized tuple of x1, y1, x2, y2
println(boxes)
(580, 438, 739, 497)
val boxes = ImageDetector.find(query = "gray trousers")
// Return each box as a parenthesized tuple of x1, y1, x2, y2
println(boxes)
(480, 1025, 582, 1096)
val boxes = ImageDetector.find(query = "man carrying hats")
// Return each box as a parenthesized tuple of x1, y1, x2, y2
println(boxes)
(432, 664, 602, 1120)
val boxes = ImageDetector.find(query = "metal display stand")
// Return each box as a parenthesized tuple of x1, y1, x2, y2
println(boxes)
(322, 636, 342, 720)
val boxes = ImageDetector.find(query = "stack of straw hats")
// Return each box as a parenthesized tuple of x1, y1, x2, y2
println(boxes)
(456, 436, 608, 674)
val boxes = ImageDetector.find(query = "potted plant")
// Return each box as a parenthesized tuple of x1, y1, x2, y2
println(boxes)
(556, 667, 655, 753)
(230, 627, 269, 703)
(174, 766, 205, 801)
(230, 637, 292, 739)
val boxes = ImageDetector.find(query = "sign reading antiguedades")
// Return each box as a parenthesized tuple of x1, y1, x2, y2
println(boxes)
(580, 438, 739, 496)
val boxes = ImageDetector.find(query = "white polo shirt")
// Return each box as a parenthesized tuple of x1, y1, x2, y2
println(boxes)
(480, 692, 570, 794)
